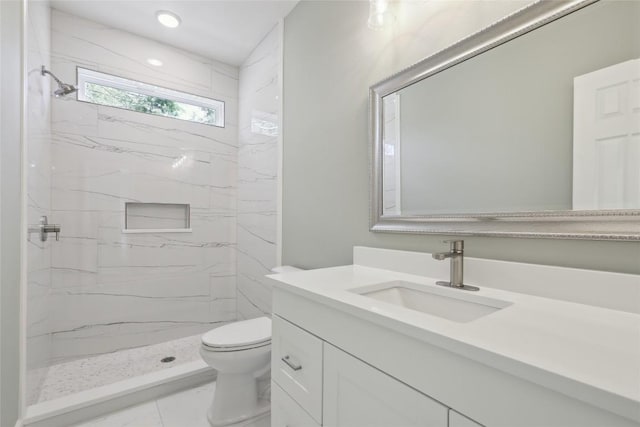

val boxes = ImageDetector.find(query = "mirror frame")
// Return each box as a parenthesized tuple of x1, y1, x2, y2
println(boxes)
(370, 0, 640, 241)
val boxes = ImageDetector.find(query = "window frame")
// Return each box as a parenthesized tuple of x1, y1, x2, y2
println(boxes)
(76, 67, 225, 128)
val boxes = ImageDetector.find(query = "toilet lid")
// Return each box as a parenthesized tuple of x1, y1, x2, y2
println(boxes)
(202, 317, 271, 349)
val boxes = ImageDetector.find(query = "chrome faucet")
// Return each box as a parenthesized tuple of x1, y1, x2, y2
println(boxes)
(432, 240, 479, 291)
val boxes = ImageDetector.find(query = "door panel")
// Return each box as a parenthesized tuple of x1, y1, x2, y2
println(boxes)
(573, 59, 640, 209)
(323, 344, 447, 427)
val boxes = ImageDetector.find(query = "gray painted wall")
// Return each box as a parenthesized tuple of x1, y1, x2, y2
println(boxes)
(282, 0, 640, 275)
(1, 1, 24, 425)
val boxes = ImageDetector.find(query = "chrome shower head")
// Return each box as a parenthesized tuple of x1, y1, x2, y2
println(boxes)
(41, 65, 77, 98)
(53, 83, 78, 98)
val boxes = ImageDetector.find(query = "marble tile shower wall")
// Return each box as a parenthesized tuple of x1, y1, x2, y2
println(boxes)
(236, 25, 280, 319)
(26, 0, 53, 405)
(48, 10, 239, 363)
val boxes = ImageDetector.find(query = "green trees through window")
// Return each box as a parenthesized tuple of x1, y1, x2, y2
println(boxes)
(77, 68, 224, 127)
(84, 83, 217, 125)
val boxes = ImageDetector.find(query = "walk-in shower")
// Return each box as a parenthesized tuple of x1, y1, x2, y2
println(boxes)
(26, 9, 240, 408)
(23, 1, 284, 424)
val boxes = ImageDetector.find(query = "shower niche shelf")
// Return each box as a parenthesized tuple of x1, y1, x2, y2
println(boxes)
(123, 202, 192, 233)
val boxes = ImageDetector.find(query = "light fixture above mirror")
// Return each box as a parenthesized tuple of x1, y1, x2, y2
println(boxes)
(368, 0, 393, 30)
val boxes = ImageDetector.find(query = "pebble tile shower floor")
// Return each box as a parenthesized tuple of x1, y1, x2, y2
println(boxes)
(35, 334, 202, 403)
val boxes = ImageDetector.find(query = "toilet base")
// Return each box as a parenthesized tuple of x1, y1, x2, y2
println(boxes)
(207, 373, 270, 427)
(207, 398, 269, 427)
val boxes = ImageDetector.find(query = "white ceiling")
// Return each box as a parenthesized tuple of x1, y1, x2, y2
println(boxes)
(50, 0, 298, 66)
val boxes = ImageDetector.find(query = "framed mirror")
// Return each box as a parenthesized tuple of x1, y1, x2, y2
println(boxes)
(370, 0, 640, 240)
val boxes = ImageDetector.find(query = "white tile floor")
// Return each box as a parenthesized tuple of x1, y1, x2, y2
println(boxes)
(37, 334, 203, 403)
(71, 381, 271, 427)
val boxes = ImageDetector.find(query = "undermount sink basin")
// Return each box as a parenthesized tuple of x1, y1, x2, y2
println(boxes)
(350, 280, 512, 323)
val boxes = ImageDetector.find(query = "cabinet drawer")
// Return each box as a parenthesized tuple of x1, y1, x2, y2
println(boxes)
(272, 315, 323, 423)
(271, 382, 321, 427)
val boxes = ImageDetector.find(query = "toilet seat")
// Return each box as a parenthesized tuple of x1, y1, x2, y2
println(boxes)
(202, 317, 271, 351)
(201, 341, 270, 352)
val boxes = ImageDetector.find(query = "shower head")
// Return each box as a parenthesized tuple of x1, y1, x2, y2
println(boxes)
(53, 83, 78, 97)
(41, 65, 77, 98)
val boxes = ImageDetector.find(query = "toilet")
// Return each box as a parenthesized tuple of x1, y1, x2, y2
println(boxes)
(200, 317, 272, 427)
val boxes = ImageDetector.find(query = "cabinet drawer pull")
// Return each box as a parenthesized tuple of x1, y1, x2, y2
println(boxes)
(282, 355, 302, 371)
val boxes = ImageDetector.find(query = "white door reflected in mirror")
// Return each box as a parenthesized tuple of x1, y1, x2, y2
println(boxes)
(573, 59, 640, 210)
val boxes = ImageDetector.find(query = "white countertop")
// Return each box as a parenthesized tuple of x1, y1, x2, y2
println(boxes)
(268, 264, 640, 422)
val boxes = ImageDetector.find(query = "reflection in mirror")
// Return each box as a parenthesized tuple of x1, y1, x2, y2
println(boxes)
(381, 0, 639, 217)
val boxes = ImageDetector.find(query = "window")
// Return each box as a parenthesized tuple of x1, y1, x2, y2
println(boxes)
(77, 67, 224, 127)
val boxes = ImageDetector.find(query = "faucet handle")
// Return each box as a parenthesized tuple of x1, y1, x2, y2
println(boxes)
(443, 239, 464, 252)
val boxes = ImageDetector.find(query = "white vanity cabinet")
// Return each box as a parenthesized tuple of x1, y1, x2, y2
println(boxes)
(323, 343, 448, 427)
(268, 247, 640, 427)
(272, 314, 457, 427)
(271, 283, 639, 427)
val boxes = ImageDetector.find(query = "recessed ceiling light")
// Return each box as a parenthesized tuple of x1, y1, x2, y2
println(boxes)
(156, 10, 181, 28)
(147, 58, 163, 67)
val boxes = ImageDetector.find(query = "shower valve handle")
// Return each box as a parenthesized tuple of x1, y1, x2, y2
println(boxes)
(28, 215, 61, 242)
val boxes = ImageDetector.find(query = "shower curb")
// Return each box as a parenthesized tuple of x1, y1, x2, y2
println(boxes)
(23, 360, 216, 427)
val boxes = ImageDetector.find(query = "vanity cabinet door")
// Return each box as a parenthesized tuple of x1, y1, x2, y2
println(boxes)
(449, 410, 483, 427)
(323, 344, 448, 427)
